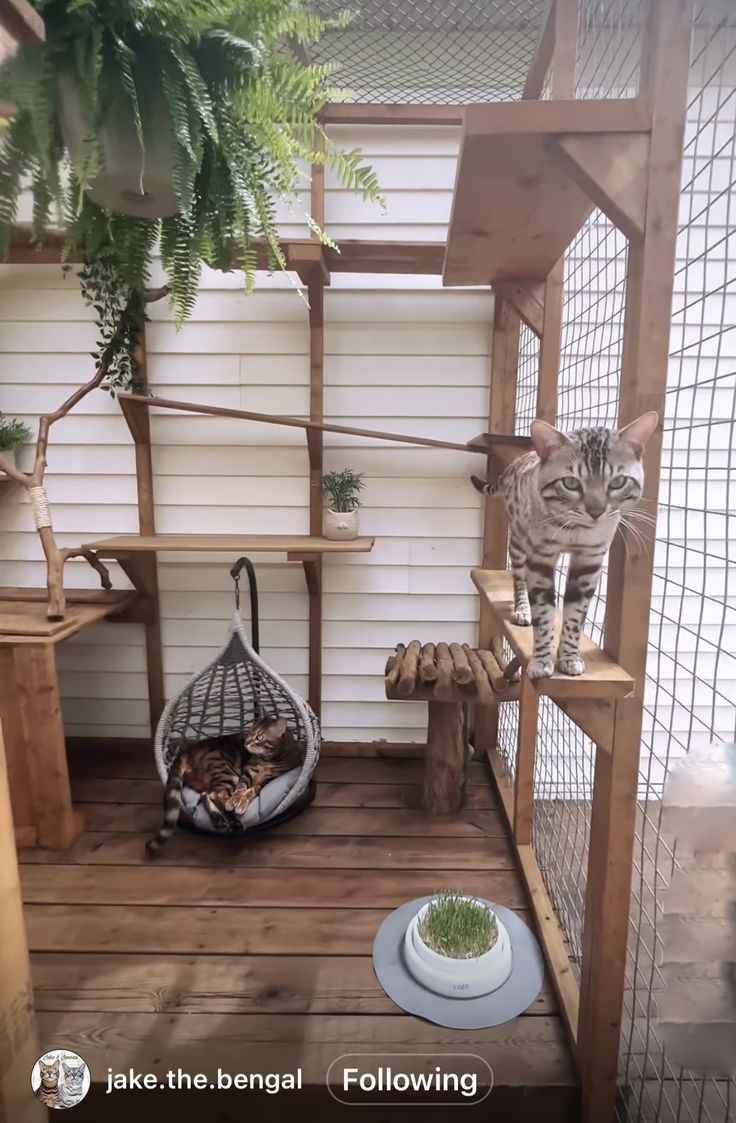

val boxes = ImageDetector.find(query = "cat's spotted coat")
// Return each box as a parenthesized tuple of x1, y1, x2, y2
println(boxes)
(146, 715, 303, 856)
(472, 413, 657, 679)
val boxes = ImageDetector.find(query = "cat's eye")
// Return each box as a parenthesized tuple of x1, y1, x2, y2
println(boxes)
(609, 475, 627, 489)
(561, 476, 581, 490)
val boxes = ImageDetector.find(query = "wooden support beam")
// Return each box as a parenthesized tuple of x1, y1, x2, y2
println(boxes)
(127, 328, 165, 733)
(301, 560, 321, 599)
(522, 0, 557, 98)
(0, 722, 42, 1123)
(474, 299, 521, 756)
(493, 282, 545, 337)
(7, 228, 446, 276)
(517, 844, 580, 1049)
(327, 240, 446, 276)
(0, 0, 44, 45)
(117, 392, 480, 453)
(537, 261, 564, 424)
(557, 698, 614, 755)
(577, 3, 696, 1121)
(551, 132, 650, 241)
(549, 0, 579, 100)
(513, 677, 538, 845)
(322, 103, 464, 126)
(306, 269, 324, 721)
(534, 0, 579, 431)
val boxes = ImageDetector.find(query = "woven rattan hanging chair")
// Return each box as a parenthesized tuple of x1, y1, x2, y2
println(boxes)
(154, 557, 320, 833)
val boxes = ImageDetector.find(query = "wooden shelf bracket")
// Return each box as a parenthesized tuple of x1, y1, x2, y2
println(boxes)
(550, 132, 650, 241)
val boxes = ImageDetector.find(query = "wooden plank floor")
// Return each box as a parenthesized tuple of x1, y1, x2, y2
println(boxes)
(19, 744, 579, 1122)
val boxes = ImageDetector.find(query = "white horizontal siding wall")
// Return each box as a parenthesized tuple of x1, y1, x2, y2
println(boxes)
(0, 125, 493, 743)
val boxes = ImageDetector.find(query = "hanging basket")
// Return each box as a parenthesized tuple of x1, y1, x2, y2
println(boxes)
(153, 557, 320, 834)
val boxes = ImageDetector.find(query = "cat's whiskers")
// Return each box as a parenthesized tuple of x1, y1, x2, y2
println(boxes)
(618, 516, 649, 554)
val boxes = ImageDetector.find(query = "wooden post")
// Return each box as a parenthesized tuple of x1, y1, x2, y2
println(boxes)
(307, 137, 326, 720)
(3, 645, 83, 849)
(423, 702, 466, 814)
(513, 677, 539, 845)
(0, 722, 45, 1123)
(475, 298, 520, 755)
(131, 327, 165, 731)
(536, 0, 579, 425)
(577, 2, 695, 1120)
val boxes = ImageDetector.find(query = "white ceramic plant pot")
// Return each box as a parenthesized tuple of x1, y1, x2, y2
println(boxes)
(324, 508, 359, 541)
(0, 447, 17, 468)
(57, 73, 179, 219)
(403, 898, 513, 998)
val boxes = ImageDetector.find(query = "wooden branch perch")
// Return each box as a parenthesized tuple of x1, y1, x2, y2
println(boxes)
(0, 288, 159, 618)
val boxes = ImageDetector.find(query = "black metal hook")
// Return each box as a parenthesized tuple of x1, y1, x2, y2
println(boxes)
(230, 555, 260, 653)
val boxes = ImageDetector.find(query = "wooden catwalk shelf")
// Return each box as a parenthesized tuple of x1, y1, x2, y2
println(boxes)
(81, 534, 374, 557)
(444, 98, 651, 286)
(471, 568, 633, 700)
(0, 588, 137, 644)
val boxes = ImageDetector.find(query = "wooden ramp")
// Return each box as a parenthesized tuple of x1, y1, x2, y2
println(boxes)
(19, 743, 579, 1122)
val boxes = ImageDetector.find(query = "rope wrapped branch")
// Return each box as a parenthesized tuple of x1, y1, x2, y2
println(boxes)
(0, 286, 164, 618)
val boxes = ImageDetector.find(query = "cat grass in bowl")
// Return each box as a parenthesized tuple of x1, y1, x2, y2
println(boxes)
(403, 891, 513, 998)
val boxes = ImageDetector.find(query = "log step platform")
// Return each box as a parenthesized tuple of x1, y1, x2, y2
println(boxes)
(385, 642, 519, 816)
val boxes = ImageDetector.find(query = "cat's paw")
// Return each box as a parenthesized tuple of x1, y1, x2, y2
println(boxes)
(511, 608, 532, 626)
(556, 655, 585, 676)
(527, 656, 555, 680)
(230, 787, 256, 814)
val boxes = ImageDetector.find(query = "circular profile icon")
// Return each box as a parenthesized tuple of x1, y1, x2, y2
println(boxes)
(31, 1050, 90, 1110)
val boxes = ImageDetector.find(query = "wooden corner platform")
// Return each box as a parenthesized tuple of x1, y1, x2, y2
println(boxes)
(471, 569, 633, 700)
(18, 741, 579, 1121)
(444, 98, 651, 286)
(0, 588, 137, 644)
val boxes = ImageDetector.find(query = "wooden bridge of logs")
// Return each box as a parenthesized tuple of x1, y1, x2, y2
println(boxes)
(384, 640, 521, 815)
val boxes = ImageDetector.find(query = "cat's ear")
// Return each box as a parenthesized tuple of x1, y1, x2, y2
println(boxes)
(617, 411, 658, 455)
(271, 717, 288, 735)
(530, 419, 570, 461)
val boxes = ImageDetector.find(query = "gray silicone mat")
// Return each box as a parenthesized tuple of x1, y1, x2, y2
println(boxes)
(372, 896, 545, 1030)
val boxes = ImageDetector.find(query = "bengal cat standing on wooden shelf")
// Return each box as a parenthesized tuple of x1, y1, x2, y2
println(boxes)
(146, 716, 303, 856)
(472, 412, 658, 680)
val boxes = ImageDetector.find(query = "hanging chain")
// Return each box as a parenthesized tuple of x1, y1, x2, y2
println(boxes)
(233, 572, 241, 612)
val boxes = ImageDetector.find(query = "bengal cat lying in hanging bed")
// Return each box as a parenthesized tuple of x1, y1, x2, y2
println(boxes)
(472, 412, 658, 680)
(145, 716, 304, 856)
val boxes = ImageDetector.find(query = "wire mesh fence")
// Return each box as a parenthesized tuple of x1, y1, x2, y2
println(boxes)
(496, 2, 736, 1120)
(618, 6, 736, 1120)
(310, 0, 549, 103)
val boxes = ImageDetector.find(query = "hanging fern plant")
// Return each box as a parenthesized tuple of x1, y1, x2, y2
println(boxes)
(0, 0, 383, 391)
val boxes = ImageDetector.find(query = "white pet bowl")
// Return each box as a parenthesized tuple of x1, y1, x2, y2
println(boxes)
(403, 897, 513, 999)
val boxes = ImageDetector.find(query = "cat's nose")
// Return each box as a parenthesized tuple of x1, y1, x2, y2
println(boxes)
(585, 501, 606, 520)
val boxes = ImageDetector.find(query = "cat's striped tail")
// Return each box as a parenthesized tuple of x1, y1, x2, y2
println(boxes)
(145, 758, 185, 858)
(471, 474, 495, 495)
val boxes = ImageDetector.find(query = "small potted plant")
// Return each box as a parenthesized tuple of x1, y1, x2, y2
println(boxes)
(322, 468, 365, 541)
(0, 414, 32, 469)
(403, 891, 513, 998)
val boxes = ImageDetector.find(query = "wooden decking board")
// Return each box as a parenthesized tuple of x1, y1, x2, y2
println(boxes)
(68, 748, 490, 785)
(73, 802, 504, 837)
(19, 748, 577, 1109)
(30, 951, 555, 1016)
(35, 1011, 576, 1084)
(20, 831, 514, 869)
(70, 776, 497, 809)
(21, 866, 528, 909)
